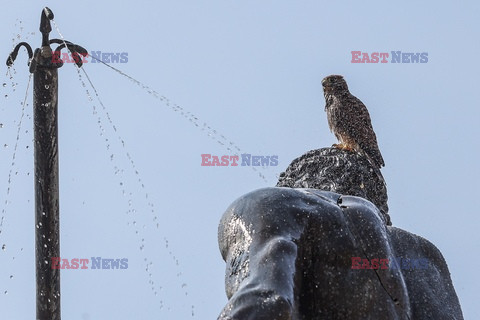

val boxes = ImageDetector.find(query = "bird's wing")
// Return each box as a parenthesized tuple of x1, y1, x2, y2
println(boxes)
(345, 95, 385, 167)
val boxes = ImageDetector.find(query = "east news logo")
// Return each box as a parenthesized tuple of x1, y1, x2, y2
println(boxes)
(51, 257, 128, 269)
(351, 257, 429, 270)
(201, 154, 278, 166)
(51, 51, 129, 64)
(351, 51, 428, 63)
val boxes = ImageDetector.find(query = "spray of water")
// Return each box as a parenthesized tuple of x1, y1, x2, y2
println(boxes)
(52, 19, 194, 315)
(89, 56, 268, 182)
(0, 24, 36, 299)
(0, 73, 32, 236)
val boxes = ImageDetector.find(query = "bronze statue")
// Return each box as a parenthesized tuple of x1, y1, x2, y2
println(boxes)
(217, 148, 462, 319)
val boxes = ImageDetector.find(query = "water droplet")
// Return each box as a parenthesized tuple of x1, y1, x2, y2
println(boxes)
(0, 123, 3, 128)
(4, 95, 7, 99)
(9, 275, 13, 279)
(1, 244, 5, 251)
(2, 83, 6, 87)
(4, 291, 7, 295)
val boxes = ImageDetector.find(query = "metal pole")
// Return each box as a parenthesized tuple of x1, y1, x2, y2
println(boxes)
(33, 8, 61, 320)
(6, 7, 86, 320)
(33, 50, 61, 320)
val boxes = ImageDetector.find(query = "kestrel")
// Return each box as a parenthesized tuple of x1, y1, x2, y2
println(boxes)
(322, 75, 385, 168)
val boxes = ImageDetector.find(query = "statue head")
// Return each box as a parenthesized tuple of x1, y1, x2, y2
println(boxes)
(277, 147, 391, 225)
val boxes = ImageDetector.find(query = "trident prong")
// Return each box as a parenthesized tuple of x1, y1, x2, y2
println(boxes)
(5, 7, 87, 72)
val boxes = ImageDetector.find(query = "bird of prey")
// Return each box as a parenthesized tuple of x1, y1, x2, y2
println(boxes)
(322, 75, 385, 168)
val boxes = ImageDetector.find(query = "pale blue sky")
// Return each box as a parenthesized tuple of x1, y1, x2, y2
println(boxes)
(1, 1, 479, 319)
